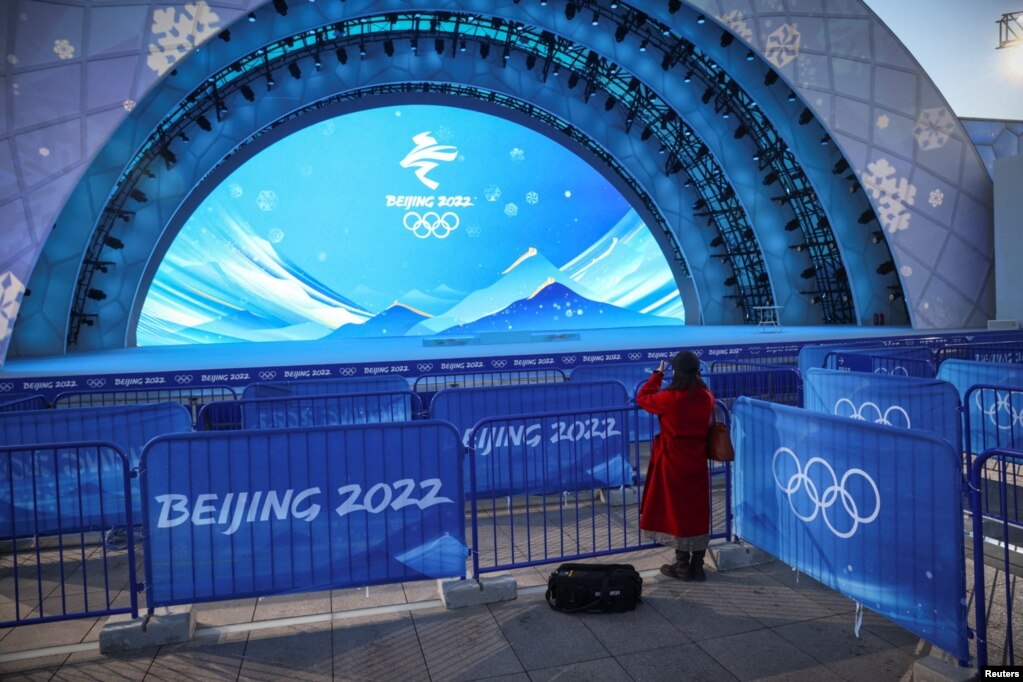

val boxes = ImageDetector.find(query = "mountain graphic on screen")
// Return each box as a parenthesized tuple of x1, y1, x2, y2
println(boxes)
(325, 302, 431, 339)
(438, 280, 678, 335)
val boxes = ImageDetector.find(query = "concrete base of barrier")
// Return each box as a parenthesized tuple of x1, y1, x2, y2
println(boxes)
(707, 539, 773, 571)
(439, 575, 517, 609)
(911, 652, 976, 682)
(600, 486, 639, 507)
(99, 606, 196, 654)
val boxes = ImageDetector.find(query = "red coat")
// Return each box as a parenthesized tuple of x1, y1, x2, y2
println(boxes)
(636, 373, 715, 539)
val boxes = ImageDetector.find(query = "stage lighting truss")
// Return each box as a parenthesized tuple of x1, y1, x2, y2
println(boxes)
(75, 3, 904, 342)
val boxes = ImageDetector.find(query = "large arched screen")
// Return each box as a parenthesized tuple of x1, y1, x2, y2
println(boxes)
(137, 104, 685, 346)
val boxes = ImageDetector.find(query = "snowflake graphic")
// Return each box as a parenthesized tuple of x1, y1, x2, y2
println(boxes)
(53, 39, 75, 60)
(764, 24, 801, 69)
(928, 189, 944, 208)
(913, 107, 956, 151)
(146, 1, 222, 76)
(900, 265, 913, 277)
(38, 147, 50, 157)
(566, 309, 574, 318)
(268, 228, 284, 244)
(525, 191, 539, 205)
(321, 120, 336, 136)
(228, 183, 243, 199)
(317, 251, 327, 262)
(484, 185, 502, 202)
(876, 114, 890, 130)
(0, 270, 26, 342)
(123, 99, 136, 112)
(435, 125, 454, 142)
(466, 223, 482, 238)
(717, 11, 754, 42)
(6, 54, 17, 65)
(509, 147, 525, 162)
(860, 158, 917, 233)
(504, 203, 519, 217)
(256, 190, 278, 212)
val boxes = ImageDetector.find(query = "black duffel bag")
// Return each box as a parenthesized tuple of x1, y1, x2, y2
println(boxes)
(545, 563, 642, 614)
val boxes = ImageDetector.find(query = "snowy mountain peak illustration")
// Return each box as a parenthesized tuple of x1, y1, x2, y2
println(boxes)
(502, 247, 538, 275)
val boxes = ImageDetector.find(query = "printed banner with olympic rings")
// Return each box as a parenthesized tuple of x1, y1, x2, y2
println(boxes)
(731, 397, 968, 662)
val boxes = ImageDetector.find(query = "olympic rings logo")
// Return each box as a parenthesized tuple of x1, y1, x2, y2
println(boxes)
(561, 355, 577, 365)
(491, 359, 507, 369)
(174, 374, 193, 384)
(772, 447, 881, 539)
(258, 371, 277, 381)
(873, 366, 909, 376)
(834, 398, 911, 428)
(417, 363, 434, 373)
(628, 353, 643, 361)
(974, 389, 1023, 430)
(339, 367, 357, 377)
(0, 382, 12, 392)
(403, 211, 459, 239)
(86, 378, 107, 389)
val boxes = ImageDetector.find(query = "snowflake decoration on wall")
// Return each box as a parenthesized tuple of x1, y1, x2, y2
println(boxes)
(525, 191, 539, 205)
(38, 147, 50, 157)
(466, 223, 482, 238)
(268, 228, 284, 244)
(717, 11, 754, 42)
(484, 185, 502, 202)
(256, 190, 277, 212)
(0, 271, 26, 342)
(900, 265, 913, 277)
(876, 114, 890, 130)
(6, 55, 17, 65)
(860, 158, 917, 233)
(928, 189, 944, 208)
(123, 99, 136, 112)
(320, 120, 336, 136)
(764, 24, 801, 69)
(509, 147, 525, 162)
(317, 252, 327, 262)
(146, 1, 221, 76)
(53, 39, 75, 60)
(913, 107, 956, 151)
(228, 183, 243, 198)
(504, 203, 519, 217)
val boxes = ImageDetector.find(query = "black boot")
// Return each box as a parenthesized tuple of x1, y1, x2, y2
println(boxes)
(688, 550, 707, 582)
(660, 550, 692, 579)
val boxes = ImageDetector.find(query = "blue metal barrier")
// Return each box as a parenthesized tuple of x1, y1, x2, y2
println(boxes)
(969, 447, 1023, 668)
(140, 421, 466, 608)
(412, 368, 567, 408)
(54, 385, 237, 427)
(242, 375, 410, 399)
(570, 361, 707, 390)
(0, 403, 193, 531)
(430, 380, 629, 436)
(0, 393, 49, 412)
(195, 390, 424, 430)
(732, 397, 969, 664)
(963, 384, 1023, 457)
(704, 367, 803, 409)
(468, 404, 733, 577)
(0, 442, 139, 627)
(804, 368, 961, 451)
(938, 341, 1023, 366)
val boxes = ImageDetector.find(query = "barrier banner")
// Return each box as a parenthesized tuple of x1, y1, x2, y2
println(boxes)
(141, 421, 466, 607)
(243, 375, 410, 400)
(200, 391, 418, 430)
(798, 342, 877, 377)
(467, 408, 634, 497)
(825, 347, 935, 378)
(705, 368, 803, 408)
(430, 380, 629, 433)
(0, 394, 48, 412)
(803, 368, 960, 448)
(0, 403, 192, 536)
(938, 360, 1023, 454)
(570, 361, 708, 395)
(732, 397, 968, 661)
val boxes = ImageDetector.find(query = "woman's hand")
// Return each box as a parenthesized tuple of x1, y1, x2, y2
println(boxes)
(657, 360, 668, 374)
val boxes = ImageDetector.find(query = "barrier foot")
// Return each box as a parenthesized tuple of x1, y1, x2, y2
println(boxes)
(599, 487, 639, 507)
(912, 648, 976, 682)
(439, 574, 517, 609)
(707, 539, 773, 571)
(99, 605, 196, 654)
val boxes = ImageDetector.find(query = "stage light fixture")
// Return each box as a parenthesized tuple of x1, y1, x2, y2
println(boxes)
(745, 50, 754, 61)
(692, 198, 707, 211)
(871, 230, 885, 244)
(809, 295, 821, 305)
(696, 14, 706, 24)
(658, 143, 666, 154)
(734, 124, 748, 139)
(764, 70, 778, 86)
(552, 64, 560, 76)
(724, 276, 738, 286)
(591, 12, 599, 26)
(103, 236, 125, 250)
(701, 87, 713, 104)
(337, 47, 349, 63)
(762, 171, 778, 186)
(459, 40, 467, 53)
(683, 70, 693, 83)
(567, 72, 579, 88)
(247, 12, 256, 22)
(359, 43, 367, 57)
(410, 39, 418, 53)
(435, 38, 444, 54)
(801, 267, 816, 279)
(752, 151, 760, 161)
(525, 53, 536, 70)
(721, 110, 730, 119)
(661, 53, 672, 71)
(888, 291, 904, 302)
(272, 0, 288, 16)
(668, 0, 682, 13)
(502, 44, 510, 61)
(858, 209, 875, 224)
(640, 125, 653, 141)
(218, 29, 231, 42)
(876, 260, 895, 275)
(87, 288, 107, 302)
(604, 95, 616, 111)
(668, 159, 683, 175)
(565, 3, 576, 20)
(266, 72, 275, 89)
(720, 32, 734, 47)
(817, 216, 829, 229)
(710, 236, 724, 248)
(637, 40, 648, 53)
(382, 40, 393, 57)
(130, 188, 148, 203)
(179, 132, 190, 142)
(540, 0, 547, 5)
(609, 1, 618, 7)
(784, 218, 800, 231)
(217, 100, 228, 117)
(820, 135, 830, 146)
(798, 108, 812, 125)
(480, 42, 490, 59)
(614, 25, 627, 42)
(832, 159, 849, 174)
(314, 53, 321, 70)
(787, 91, 797, 102)
(159, 147, 176, 168)
(288, 62, 301, 79)
(696, 144, 709, 159)
(682, 178, 692, 188)
(197, 115, 212, 131)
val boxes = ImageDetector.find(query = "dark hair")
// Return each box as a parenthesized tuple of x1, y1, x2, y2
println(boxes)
(666, 351, 707, 391)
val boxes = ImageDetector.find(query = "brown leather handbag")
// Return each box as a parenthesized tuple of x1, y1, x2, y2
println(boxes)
(706, 422, 735, 462)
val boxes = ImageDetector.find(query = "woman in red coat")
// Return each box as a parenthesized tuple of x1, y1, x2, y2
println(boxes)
(637, 351, 715, 581)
